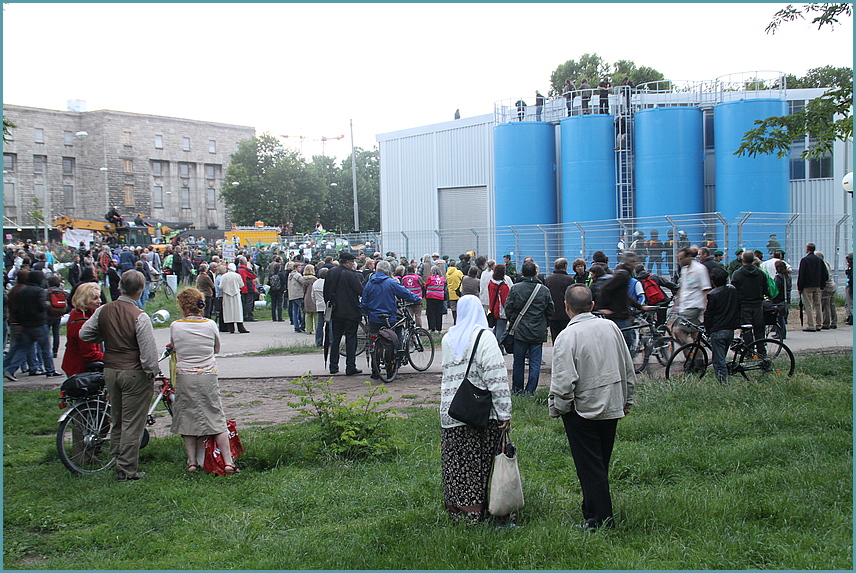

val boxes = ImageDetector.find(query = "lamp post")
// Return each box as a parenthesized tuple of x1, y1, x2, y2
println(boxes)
(350, 119, 359, 232)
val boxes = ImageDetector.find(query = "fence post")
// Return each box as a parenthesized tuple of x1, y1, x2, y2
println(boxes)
(665, 215, 678, 270)
(400, 231, 409, 261)
(714, 212, 728, 260)
(737, 212, 752, 249)
(469, 228, 479, 258)
(509, 226, 519, 266)
(574, 222, 586, 260)
(784, 214, 799, 267)
(834, 215, 849, 279)
(537, 225, 548, 269)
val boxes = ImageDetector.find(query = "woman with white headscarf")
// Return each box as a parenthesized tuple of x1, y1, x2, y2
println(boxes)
(219, 263, 248, 334)
(440, 294, 512, 523)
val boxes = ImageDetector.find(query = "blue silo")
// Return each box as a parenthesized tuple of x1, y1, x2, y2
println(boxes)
(494, 121, 557, 268)
(714, 98, 789, 249)
(560, 114, 617, 261)
(634, 106, 705, 217)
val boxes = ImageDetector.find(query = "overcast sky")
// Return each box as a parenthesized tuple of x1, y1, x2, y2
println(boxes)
(3, 3, 853, 159)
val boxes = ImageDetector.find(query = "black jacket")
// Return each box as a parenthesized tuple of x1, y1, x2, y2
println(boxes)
(797, 252, 829, 290)
(323, 265, 364, 322)
(704, 284, 741, 332)
(731, 264, 769, 308)
(544, 270, 575, 321)
(505, 277, 554, 344)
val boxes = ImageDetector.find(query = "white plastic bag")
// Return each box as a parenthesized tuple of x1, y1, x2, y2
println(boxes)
(488, 430, 524, 516)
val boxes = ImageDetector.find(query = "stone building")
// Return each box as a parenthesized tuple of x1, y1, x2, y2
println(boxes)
(3, 103, 255, 232)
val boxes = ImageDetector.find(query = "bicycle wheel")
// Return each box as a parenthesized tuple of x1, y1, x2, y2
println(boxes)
(631, 334, 650, 374)
(340, 321, 369, 357)
(56, 400, 115, 474)
(406, 327, 435, 372)
(738, 338, 795, 381)
(372, 345, 398, 383)
(665, 342, 709, 381)
(163, 281, 175, 300)
(150, 280, 160, 295)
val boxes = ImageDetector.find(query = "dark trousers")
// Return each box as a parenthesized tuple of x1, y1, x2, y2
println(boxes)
(203, 296, 213, 319)
(549, 319, 570, 343)
(561, 408, 619, 527)
(47, 317, 61, 354)
(270, 291, 284, 321)
(241, 292, 255, 321)
(740, 305, 766, 355)
(426, 298, 444, 332)
(329, 317, 359, 372)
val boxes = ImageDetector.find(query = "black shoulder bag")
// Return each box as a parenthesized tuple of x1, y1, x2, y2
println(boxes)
(448, 329, 493, 427)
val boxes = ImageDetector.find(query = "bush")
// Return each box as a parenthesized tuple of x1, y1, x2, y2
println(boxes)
(287, 375, 399, 460)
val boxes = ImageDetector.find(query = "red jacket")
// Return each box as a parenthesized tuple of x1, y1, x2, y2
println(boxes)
(237, 265, 257, 294)
(488, 280, 510, 317)
(61, 308, 104, 376)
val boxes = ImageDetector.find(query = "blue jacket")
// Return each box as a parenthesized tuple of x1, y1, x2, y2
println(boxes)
(361, 272, 420, 325)
(119, 249, 136, 272)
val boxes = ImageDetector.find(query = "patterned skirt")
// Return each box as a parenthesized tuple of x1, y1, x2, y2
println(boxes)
(441, 420, 502, 522)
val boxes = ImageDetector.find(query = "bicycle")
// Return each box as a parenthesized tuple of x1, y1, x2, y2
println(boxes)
(150, 275, 175, 300)
(368, 301, 435, 383)
(56, 345, 176, 474)
(664, 318, 795, 382)
(620, 308, 678, 375)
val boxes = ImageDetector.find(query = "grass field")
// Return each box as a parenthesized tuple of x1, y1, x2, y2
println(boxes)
(2, 353, 852, 569)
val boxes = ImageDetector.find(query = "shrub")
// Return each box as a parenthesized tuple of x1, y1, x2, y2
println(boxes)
(287, 375, 399, 460)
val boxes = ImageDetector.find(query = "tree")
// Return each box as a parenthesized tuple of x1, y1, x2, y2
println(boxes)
(3, 118, 15, 144)
(221, 134, 380, 233)
(221, 133, 325, 232)
(735, 4, 852, 160)
(548, 53, 666, 96)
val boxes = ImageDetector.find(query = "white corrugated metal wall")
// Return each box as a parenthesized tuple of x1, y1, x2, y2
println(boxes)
(377, 115, 495, 261)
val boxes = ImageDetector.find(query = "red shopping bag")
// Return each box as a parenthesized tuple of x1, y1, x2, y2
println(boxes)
(202, 420, 244, 475)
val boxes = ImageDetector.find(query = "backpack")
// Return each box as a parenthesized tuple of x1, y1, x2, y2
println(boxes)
(48, 288, 68, 317)
(375, 328, 399, 364)
(268, 272, 282, 292)
(764, 270, 779, 299)
(640, 276, 666, 304)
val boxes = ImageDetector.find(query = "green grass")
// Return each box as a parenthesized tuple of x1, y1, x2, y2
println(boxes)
(3, 353, 852, 569)
(245, 342, 321, 356)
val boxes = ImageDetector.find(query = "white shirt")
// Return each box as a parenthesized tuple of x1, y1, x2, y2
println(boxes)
(675, 260, 712, 311)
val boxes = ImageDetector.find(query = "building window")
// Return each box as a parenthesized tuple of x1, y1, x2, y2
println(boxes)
(34, 128, 44, 143)
(704, 111, 715, 150)
(64, 131, 74, 145)
(788, 100, 805, 115)
(62, 157, 75, 175)
(124, 159, 133, 173)
(180, 187, 190, 208)
(4, 153, 16, 172)
(209, 140, 216, 153)
(180, 163, 190, 178)
(4, 182, 14, 206)
(33, 155, 47, 173)
(123, 130, 132, 145)
(155, 134, 163, 149)
(124, 184, 134, 205)
(153, 185, 164, 208)
(63, 185, 74, 209)
(34, 184, 46, 203)
(809, 154, 833, 179)
(207, 188, 217, 210)
(152, 161, 164, 176)
(183, 137, 190, 151)
(205, 164, 216, 180)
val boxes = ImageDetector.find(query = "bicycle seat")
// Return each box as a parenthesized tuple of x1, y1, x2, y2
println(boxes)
(85, 361, 105, 372)
(738, 324, 754, 331)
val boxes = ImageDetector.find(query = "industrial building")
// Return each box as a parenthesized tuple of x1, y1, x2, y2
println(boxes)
(376, 72, 852, 280)
(3, 102, 255, 236)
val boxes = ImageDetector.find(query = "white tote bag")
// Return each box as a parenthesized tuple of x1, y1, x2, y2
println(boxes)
(488, 429, 524, 516)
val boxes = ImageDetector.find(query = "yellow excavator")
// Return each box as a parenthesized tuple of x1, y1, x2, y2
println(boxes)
(52, 215, 172, 248)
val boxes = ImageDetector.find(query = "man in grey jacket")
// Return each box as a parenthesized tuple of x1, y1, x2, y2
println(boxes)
(505, 261, 553, 395)
(550, 284, 636, 531)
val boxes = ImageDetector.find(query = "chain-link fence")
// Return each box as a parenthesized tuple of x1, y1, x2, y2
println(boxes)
(379, 212, 852, 290)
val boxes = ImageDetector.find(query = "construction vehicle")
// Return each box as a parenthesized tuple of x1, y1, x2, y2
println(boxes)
(52, 215, 185, 248)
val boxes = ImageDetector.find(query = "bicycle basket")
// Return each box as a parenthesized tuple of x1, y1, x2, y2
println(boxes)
(60, 372, 106, 397)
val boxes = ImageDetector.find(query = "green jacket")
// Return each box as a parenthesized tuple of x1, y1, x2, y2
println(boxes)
(505, 276, 554, 344)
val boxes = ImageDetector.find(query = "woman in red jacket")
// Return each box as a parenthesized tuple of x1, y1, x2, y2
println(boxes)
(487, 263, 513, 350)
(61, 282, 104, 376)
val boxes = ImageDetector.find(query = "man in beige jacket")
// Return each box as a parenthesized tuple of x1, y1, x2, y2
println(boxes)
(549, 284, 636, 531)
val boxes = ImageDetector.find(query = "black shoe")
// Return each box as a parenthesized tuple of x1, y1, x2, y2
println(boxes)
(238, 330, 250, 334)
(117, 471, 146, 482)
(45, 371, 63, 378)
(28, 370, 44, 376)
(329, 367, 339, 374)
(345, 368, 363, 376)
(244, 318, 258, 322)
(370, 372, 381, 380)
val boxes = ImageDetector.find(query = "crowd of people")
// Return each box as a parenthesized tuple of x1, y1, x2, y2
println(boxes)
(3, 233, 851, 521)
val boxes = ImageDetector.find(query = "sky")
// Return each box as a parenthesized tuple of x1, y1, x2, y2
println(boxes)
(3, 2, 853, 160)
